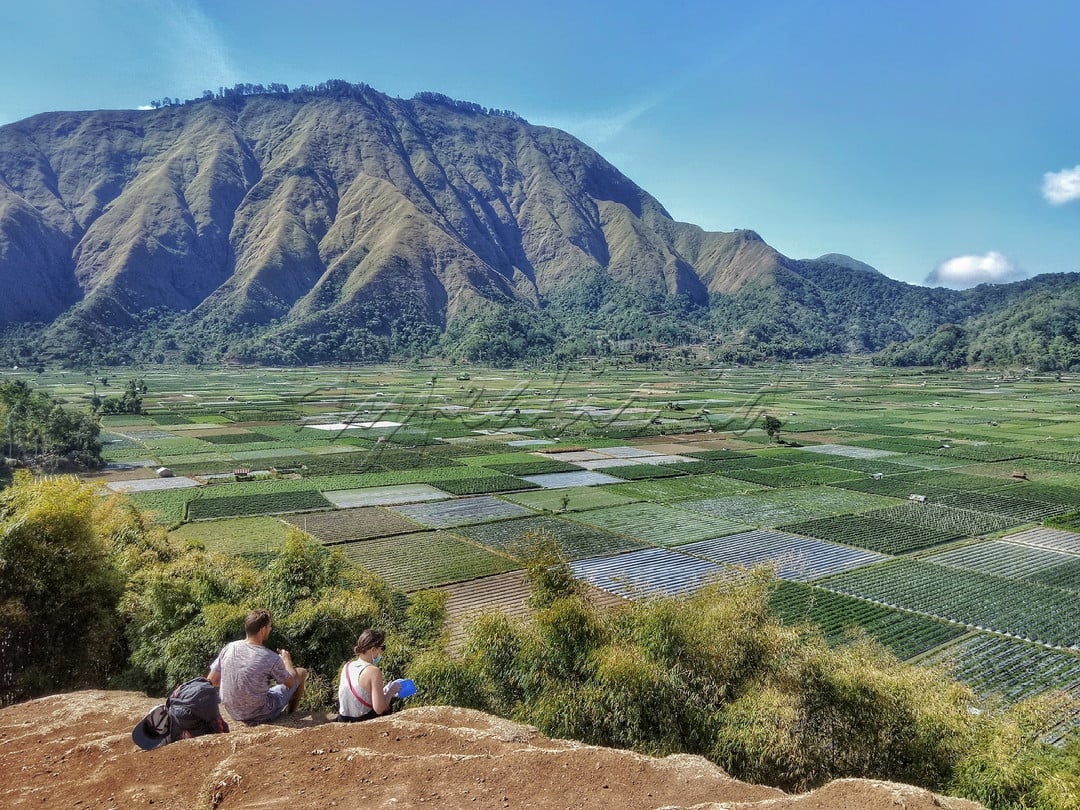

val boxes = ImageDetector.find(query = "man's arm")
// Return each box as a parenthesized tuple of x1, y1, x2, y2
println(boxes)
(207, 650, 223, 687)
(278, 649, 297, 689)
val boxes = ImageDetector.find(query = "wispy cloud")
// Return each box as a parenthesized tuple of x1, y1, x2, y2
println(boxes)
(157, 0, 240, 96)
(925, 251, 1025, 288)
(545, 96, 664, 147)
(1042, 165, 1080, 205)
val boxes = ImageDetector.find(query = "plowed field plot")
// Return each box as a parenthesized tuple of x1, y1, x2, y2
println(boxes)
(564, 503, 744, 546)
(338, 532, 517, 591)
(105, 476, 201, 493)
(609, 474, 765, 503)
(937, 492, 1070, 522)
(922, 634, 1080, 702)
(864, 502, 1017, 537)
(1003, 527, 1080, 554)
(680, 529, 886, 582)
(781, 514, 956, 555)
(521, 471, 625, 488)
(768, 580, 964, 660)
(282, 507, 420, 543)
(570, 547, 730, 598)
(680, 494, 819, 527)
(800, 444, 899, 459)
(434, 475, 538, 496)
(456, 515, 646, 560)
(187, 489, 333, 520)
(390, 496, 534, 528)
(926, 540, 1080, 588)
(819, 559, 1080, 648)
(322, 484, 448, 508)
(717, 464, 860, 488)
(499, 486, 639, 513)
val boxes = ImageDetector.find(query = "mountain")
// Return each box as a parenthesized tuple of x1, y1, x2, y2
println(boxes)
(0, 81, 1076, 368)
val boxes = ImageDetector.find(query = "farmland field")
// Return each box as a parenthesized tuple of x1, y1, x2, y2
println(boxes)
(337, 531, 518, 590)
(564, 502, 746, 546)
(768, 580, 965, 660)
(18, 361, 1078, 736)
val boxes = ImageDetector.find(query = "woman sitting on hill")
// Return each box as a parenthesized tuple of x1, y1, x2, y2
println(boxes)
(336, 629, 403, 722)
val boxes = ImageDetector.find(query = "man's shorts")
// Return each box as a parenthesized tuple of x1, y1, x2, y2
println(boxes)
(245, 681, 300, 725)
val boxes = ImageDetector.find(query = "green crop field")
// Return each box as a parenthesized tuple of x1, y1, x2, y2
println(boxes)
(819, 559, 1080, 648)
(456, 515, 647, 560)
(187, 489, 333, 520)
(500, 486, 640, 512)
(22, 361, 1075, 724)
(782, 514, 957, 555)
(337, 532, 519, 591)
(769, 580, 965, 660)
(169, 516, 293, 555)
(565, 502, 745, 546)
(282, 507, 421, 544)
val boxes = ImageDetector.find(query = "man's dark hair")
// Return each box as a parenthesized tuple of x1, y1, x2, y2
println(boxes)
(354, 629, 386, 654)
(245, 609, 272, 637)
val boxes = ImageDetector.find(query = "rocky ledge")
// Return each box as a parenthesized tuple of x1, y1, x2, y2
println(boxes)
(0, 691, 984, 809)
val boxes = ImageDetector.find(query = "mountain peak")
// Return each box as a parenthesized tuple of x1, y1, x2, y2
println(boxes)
(813, 253, 884, 275)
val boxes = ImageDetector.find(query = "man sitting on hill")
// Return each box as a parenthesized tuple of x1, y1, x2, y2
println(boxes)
(207, 609, 308, 725)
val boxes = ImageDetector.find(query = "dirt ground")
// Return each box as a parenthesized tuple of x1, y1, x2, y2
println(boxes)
(0, 691, 985, 809)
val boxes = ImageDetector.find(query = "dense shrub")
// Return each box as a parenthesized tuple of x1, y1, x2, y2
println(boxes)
(411, 546, 1079, 805)
(0, 474, 128, 703)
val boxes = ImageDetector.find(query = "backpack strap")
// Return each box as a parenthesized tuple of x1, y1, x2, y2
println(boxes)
(342, 660, 374, 709)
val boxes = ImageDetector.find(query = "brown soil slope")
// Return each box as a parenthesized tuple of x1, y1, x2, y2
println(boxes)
(0, 691, 984, 810)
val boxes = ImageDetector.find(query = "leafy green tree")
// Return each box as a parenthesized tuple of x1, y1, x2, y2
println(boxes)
(762, 414, 783, 443)
(0, 475, 129, 704)
(0, 380, 102, 466)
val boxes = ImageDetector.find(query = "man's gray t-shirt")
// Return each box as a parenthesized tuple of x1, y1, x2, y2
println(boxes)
(210, 640, 291, 723)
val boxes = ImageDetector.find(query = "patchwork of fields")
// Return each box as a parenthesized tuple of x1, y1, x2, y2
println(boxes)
(25, 363, 1079, 739)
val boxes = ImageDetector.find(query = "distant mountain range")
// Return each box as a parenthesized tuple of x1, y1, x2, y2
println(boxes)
(0, 81, 1076, 368)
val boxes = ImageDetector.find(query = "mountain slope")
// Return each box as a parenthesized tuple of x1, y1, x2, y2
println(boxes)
(0, 82, 1076, 366)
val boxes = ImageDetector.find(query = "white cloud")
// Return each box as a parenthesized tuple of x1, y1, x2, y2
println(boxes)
(1042, 165, 1080, 205)
(925, 251, 1025, 289)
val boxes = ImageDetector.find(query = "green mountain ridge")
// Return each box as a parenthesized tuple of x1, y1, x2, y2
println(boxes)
(0, 82, 1076, 367)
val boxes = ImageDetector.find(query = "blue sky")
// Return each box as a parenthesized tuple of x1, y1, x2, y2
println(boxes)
(1, 0, 1078, 288)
